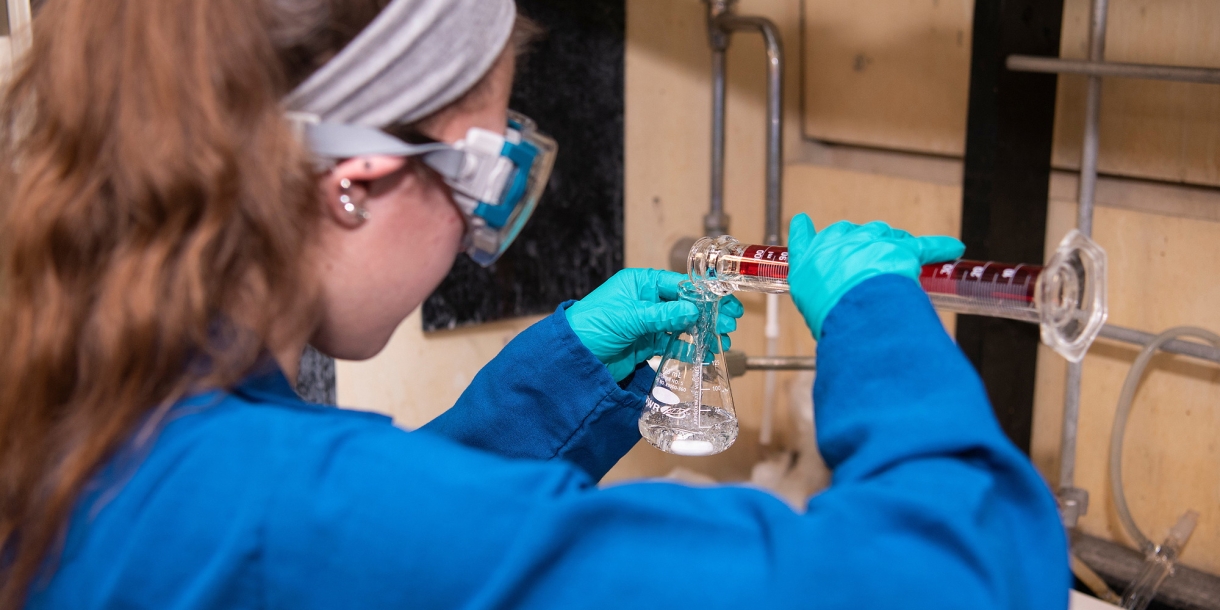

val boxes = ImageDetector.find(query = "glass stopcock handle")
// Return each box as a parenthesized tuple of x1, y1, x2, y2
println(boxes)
(687, 229, 1108, 363)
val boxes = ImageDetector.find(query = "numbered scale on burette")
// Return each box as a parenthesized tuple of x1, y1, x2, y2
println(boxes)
(686, 230, 1108, 362)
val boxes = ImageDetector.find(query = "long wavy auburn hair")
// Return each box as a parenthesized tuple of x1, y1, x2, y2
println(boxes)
(0, 0, 402, 606)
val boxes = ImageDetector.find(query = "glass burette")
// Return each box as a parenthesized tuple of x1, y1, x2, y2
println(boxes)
(687, 230, 1108, 362)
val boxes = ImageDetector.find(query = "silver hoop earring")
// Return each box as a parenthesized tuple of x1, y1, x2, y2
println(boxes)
(338, 178, 370, 221)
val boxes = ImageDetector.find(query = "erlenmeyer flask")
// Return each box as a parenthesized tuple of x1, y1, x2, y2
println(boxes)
(639, 281, 738, 456)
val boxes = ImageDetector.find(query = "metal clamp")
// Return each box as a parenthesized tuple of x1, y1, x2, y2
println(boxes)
(1059, 486, 1090, 529)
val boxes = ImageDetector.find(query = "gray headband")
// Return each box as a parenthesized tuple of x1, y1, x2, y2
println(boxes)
(284, 0, 517, 128)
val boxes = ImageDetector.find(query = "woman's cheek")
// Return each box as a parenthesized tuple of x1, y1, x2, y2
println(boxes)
(437, 191, 467, 254)
(448, 205, 466, 251)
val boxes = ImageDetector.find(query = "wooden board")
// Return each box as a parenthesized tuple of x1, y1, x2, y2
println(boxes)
(1052, 0, 1220, 187)
(801, 0, 974, 156)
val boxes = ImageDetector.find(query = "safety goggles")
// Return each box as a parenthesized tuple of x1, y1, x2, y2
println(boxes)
(289, 111, 557, 267)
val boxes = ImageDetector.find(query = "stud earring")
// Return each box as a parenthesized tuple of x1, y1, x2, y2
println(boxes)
(338, 178, 370, 221)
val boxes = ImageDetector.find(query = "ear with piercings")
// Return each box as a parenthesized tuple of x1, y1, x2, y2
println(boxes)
(339, 177, 371, 221)
(324, 155, 408, 227)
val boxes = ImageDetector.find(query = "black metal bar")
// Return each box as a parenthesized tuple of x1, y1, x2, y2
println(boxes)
(1073, 533, 1220, 610)
(958, 0, 1065, 452)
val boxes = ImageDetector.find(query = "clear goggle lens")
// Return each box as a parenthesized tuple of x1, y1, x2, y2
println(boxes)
(458, 111, 557, 267)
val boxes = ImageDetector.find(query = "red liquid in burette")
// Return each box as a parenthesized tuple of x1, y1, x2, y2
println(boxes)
(735, 245, 790, 280)
(727, 245, 1042, 305)
(918, 260, 1041, 305)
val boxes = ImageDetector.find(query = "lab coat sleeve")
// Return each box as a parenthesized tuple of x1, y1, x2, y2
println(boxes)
(264, 275, 1067, 610)
(420, 303, 652, 480)
(790, 273, 1070, 607)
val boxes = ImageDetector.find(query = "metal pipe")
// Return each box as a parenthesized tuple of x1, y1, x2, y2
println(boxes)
(707, 47, 729, 237)
(714, 14, 785, 246)
(1006, 56, 1220, 85)
(704, 0, 733, 237)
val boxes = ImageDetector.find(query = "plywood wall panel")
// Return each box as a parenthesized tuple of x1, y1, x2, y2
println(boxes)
(1053, 0, 1220, 187)
(801, 0, 974, 156)
(783, 164, 963, 234)
(337, 311, 542, 427)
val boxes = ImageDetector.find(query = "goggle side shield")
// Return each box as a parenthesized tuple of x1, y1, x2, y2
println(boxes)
(462, 113, 556, 266)
(292, 110, 556, 268)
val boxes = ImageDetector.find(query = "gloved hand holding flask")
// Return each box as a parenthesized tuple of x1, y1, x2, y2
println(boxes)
(565, 268, 744, 381)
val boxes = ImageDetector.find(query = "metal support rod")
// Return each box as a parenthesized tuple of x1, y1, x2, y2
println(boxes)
(1060, 362, 1084, 493)
(1099, 323, 1220, 365)
(1006, 56, 1220, 85)
(1058, 0, 1108, 527)
(1077, 0, 1107, 239)
(723, 321, 1220, 382)
(724, 351, 813, 378)
(746, 356, 816, 371)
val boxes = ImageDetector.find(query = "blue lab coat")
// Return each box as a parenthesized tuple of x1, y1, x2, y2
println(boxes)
(28, 275, 1069, 609)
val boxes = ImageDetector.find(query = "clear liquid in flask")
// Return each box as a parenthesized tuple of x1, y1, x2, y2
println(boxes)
(639, 280, 738, 456)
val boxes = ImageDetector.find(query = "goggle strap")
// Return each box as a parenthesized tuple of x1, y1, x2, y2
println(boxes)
(420, 149, 466, 181)
(303, 122, 452, 162)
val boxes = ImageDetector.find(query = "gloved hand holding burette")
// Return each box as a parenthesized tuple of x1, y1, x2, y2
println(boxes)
(635, 213, 1107, 456)
(785, 216, 966, 339)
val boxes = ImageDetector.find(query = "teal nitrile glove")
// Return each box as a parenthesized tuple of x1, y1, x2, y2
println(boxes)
(788, 214, 965, 339)
(566, 268, 745, 382)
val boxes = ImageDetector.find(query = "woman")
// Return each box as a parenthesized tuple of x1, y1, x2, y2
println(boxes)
(0, 0, 1068, 608)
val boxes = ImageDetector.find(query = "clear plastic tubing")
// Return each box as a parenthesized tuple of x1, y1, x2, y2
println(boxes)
(688, 230, 1109, 363)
